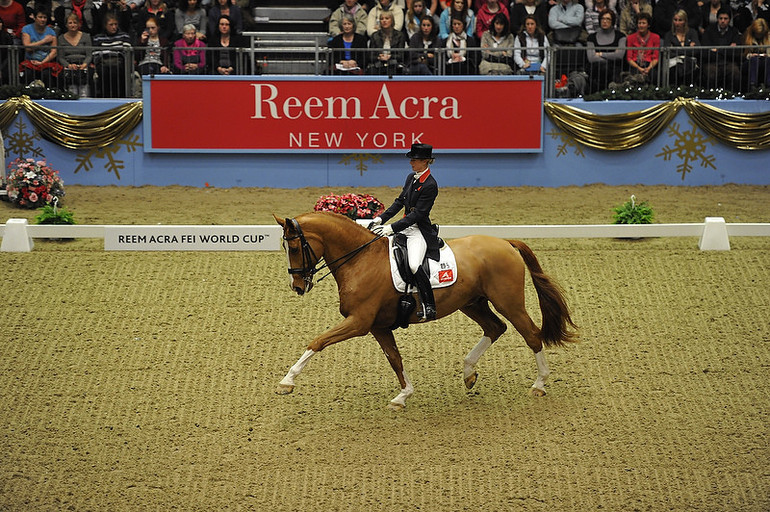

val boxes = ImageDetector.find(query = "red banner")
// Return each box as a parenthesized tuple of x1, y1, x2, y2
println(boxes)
(145, 77, 543, 153)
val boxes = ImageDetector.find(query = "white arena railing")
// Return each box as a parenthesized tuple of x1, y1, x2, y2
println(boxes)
(2, 217, 769, 253)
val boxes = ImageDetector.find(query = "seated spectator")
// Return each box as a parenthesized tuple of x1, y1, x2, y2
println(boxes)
(57, 12, 92, 95)
(175, 0, 206, 41)
(662, 9, 700, 85)
(626, 12, 660, 82)
(95, 0, 132, 40)
(54, 0, 97, 36)
(443, 13, 478, 73)
(0, 17, 14, 84)
(735, 0, 770, 33)
(404, 0, 434, 39)
(653, 0, 701, 36)
(20, 6, 62, 87)
(367, 9, 406, 74)
(619, 0, 652, 35)
(475, 0, 509, 41)
(586, 8, 625, 91)
(408, 14, 440, 74)
(173, 23, 205, 73)
(548, 0, 585, 44)
(742, 17, 770, 89)
(208, 15, 247, 75)
(472, 0, 508, 12)
(585, 0, 618, 35)
(0, 0, 27, 42)
(136, 15, 171, 75)
(329, 12, 368, 74)
(93, 12, 132, 97)
(329, 0, 368, 37)
(367, 0, 404, 37)
(699, 0, 730, 34)
(479, 12, 514, 74)
(207, 0, 242, 40)
(134, 0, 175, 43)
(439, 0, 475, 39)
(510, 0, 547, 36)
(514, 13, 549, 74)
(700, 7, 741, 89)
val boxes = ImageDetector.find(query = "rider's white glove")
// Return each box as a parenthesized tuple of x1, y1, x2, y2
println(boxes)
(372, 224, 393, 237)
(367, 217, 382, 230)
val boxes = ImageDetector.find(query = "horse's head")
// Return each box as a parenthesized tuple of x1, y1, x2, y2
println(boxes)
(274, 214, 324, 296)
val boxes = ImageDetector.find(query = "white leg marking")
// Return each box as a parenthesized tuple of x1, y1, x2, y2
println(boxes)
(390, 370, 414, 407)
(463, 336, 492, 380)
(532, 350, 550, 391)
(280, 349, 315, 387)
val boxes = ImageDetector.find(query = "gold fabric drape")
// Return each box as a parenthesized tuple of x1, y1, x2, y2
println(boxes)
(0, 96, 143, 149)
(544, 98, 770, 151)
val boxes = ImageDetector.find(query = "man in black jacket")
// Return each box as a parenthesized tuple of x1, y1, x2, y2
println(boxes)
(700, 8, 742, 89)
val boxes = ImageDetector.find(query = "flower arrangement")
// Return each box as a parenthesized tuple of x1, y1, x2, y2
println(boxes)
(314, 193, 385, 220)
(4, 158, 65, 209)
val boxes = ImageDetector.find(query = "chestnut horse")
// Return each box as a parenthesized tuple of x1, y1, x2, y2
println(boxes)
(274, 212, 578, 409)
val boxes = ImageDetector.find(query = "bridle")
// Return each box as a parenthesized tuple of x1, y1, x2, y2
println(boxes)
(282, 218, 383, 288)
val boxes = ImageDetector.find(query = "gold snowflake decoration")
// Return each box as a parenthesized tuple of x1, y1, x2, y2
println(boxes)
(546, 128, 585, 158)
(73, 134, 142, 180)
(3, 116, 45, 160)
(655, 120, 716, 180)
(338, 153, 384, 176)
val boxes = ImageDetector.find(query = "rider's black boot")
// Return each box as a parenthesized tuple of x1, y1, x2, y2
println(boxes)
(414, 265, 436, 320)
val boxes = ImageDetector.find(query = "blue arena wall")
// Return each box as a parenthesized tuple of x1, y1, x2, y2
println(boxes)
(3, 97, 769, 188)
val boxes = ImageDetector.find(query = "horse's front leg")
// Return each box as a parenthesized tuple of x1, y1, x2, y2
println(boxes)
(275, 316, 371, 395)
(371, 328, 413, 410)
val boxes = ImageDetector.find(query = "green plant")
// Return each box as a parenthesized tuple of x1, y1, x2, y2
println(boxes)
(612, 195, 654, 224)
(34, 201, 76, 225)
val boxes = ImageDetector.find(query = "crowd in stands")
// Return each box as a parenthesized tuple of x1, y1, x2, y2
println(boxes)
(0, 0, 254, 96)
(327, 0, 770, 92)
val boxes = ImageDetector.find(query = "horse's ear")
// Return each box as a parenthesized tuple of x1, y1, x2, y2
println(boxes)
(273, 214, 286, 228)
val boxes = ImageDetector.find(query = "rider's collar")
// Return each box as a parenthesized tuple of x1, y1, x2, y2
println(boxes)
(413, 168, 431, 183)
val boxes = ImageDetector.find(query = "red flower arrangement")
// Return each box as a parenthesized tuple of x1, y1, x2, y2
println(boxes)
(4, 158, 65, 209)
(314, 193, 385, 220)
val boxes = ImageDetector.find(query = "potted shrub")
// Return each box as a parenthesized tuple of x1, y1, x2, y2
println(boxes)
(612, 195, 654, 224)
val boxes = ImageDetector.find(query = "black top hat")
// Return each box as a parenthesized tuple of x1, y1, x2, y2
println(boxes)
(406, 143, 433, 159)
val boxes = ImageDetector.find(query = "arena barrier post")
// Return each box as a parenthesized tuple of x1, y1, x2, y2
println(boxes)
(699, 217, 730, 251)
(1, 219, 34, 252)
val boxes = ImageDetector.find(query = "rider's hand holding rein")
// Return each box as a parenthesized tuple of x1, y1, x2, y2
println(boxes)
(368, 217, 383, 230)
(372, 224, 393, 236)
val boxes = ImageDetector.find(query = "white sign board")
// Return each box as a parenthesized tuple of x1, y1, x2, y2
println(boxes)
(104, 225, 282, 251)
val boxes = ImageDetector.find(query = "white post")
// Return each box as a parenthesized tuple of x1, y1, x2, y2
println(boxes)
(1, 219, 34, 252)
(699, 217, 730, 251)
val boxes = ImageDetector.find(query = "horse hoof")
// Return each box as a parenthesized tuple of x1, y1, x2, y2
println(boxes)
(530, 387, 546, 397)
(275, 384, 295, 395)
(387, 402, 405, 411)
(464, 372, 478, 390)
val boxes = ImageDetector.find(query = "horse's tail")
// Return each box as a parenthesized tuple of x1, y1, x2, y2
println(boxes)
(509, 240, 579, 348)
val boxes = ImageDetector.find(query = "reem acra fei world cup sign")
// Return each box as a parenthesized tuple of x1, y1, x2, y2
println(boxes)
(143, 76, 544, 153)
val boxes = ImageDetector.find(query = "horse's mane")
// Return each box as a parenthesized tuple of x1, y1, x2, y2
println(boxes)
(297, 211, 375, 241)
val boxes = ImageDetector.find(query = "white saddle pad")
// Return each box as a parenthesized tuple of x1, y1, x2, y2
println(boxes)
(388, 237, 458, 293)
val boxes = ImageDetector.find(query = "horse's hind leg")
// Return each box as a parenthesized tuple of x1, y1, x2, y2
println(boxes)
(460, 299, 507, 390)
(371, 328, 413, 410)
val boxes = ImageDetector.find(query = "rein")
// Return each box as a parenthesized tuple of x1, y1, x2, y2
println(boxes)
(284, 218, 383, 285)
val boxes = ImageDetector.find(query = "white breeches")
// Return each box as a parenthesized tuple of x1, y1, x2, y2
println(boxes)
(403, 224, 427, 274)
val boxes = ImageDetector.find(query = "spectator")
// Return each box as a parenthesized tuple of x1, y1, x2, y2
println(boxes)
(439, 0, 474, 39)
(93, 12, 132, 97)
(95, 0, 132, 40)
(548, 0, 585, 44)
(662, 9, 700, 85)
(475, 0, 509, 40)
(699, 0, 730, 34)
(207, 0, 242, 39)
(700, 7, 741, 88)
(329, 0, 367, 37)
(208, 15, 247, 75)
(472, 0, 508, 12)
(173, 23, 205, 73)
(134, 0, 175, 43)
(408, 14, 440, 74)
(175, 0, 206, 41)
(514, 13, 549, 73)
(443, 14, 478, 73)
(404, 0, 434, 39)
(0, 0, 27, 41)
(733, 0, 769, 32)
(510, 0, 547, 35)
(742, 17, 770, 89)
(479, 11, 514, 73)
(136, 14, 171, 75)
(585, 0, 618, 34)
(367, 0, 404, 37)
(653, 0, 701, 35)
(0, 17, 14, 84)
(619, 0, 652, 35)
(57, 11, 92, 95)
(626, 12, 660, 81)
(329, 12, 368, 73)
(54, 0, 96, 35)
(20, 5, 61, 87)
(586, 8, 625, 91)
(367, 9, 406, 74)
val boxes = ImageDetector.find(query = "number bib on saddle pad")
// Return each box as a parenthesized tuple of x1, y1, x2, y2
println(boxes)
(388, 237, 458, 293)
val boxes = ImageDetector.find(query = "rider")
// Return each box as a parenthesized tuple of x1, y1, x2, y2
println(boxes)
(370, 143, 441, 320)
